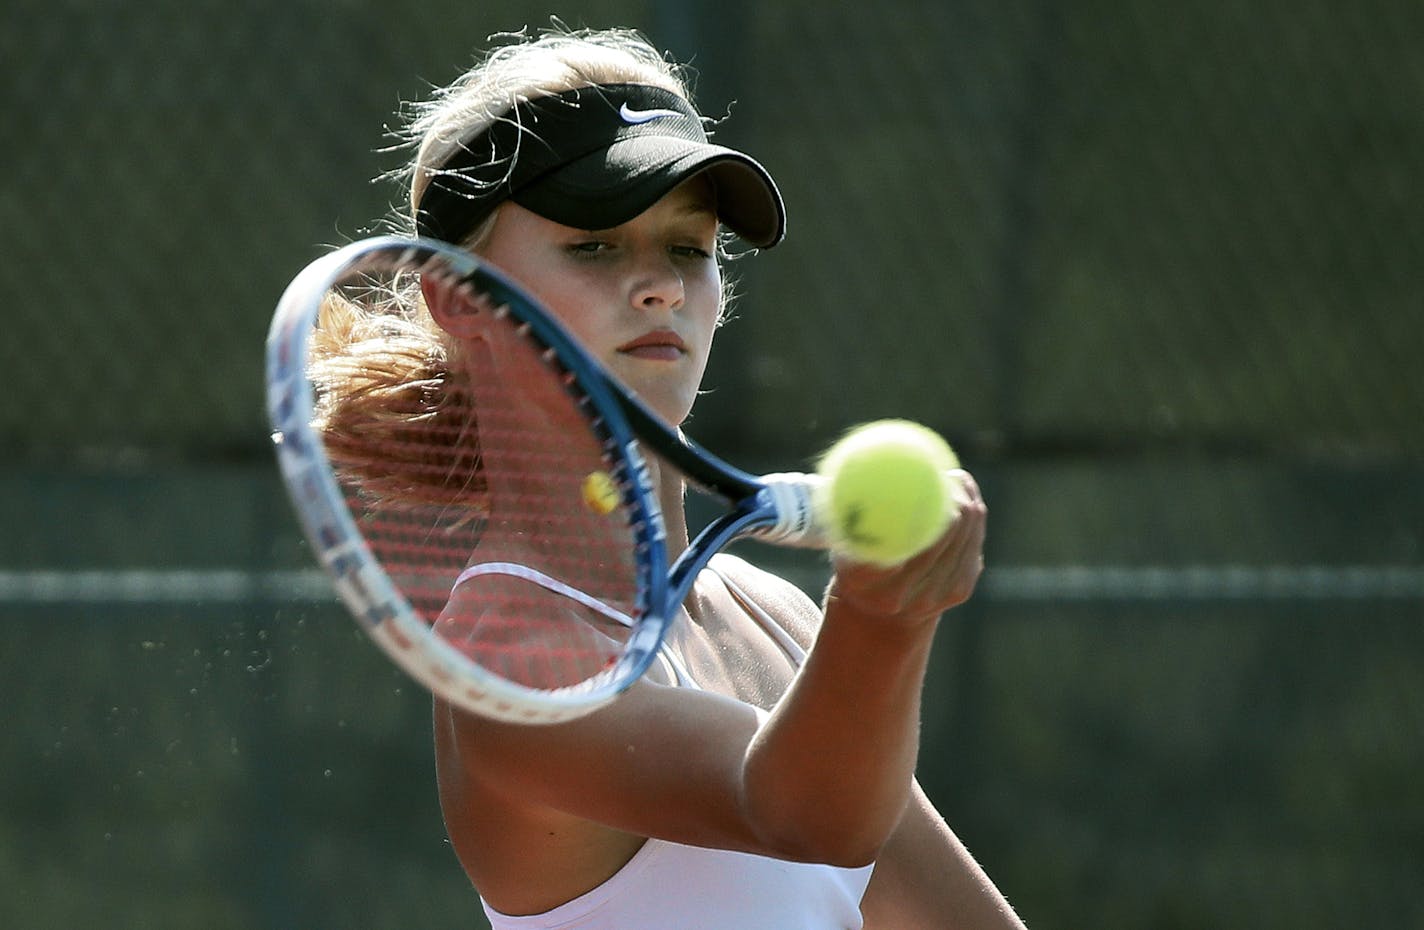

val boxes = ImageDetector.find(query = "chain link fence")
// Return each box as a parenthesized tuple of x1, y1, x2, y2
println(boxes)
(4, 0, 1419, 462)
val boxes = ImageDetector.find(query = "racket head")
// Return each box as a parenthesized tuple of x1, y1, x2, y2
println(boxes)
(265, 237, 670, 723)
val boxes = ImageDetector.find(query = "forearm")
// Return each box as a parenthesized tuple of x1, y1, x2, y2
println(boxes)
(741, 599, 939, 865)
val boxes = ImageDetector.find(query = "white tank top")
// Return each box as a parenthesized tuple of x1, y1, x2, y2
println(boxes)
(455, 556, 875, 930)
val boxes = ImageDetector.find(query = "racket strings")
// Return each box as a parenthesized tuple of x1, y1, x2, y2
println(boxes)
(438, 579, 633, 690)
(318, 259, 647, 695)
(311, 281, 486, 511)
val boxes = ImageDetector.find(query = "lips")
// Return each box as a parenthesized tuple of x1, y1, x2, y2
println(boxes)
(616, 329, 688, 361)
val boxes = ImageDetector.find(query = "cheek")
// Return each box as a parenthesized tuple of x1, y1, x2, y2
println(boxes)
(547, 291, 611, 350)
(689, 264, 723, 326)
(513, 276, 603, 340)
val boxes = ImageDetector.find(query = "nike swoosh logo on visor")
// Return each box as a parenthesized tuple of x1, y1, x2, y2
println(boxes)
(619, 102, 683, 124)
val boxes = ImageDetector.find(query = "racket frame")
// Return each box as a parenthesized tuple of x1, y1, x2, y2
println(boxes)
(266, 236, 820, 722)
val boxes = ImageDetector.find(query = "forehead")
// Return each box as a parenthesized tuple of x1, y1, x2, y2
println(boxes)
(642, 173, 717, 216)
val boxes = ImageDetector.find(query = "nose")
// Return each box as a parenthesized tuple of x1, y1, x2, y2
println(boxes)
(629, 253, 685, 313)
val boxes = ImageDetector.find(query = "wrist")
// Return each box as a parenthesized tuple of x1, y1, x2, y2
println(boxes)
(822, 583, 944, 638)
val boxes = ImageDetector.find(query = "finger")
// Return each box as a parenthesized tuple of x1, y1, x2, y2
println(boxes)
(946, 468, 983, 511)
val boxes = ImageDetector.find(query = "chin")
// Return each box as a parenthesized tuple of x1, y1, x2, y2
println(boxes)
(616, 375, 698, 426)
(643, 392, 696, 427)
(656, 400, 696, 427)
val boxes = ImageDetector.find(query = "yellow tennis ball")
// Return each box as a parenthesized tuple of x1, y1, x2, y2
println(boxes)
(814, 420, 960, 567)
(581, 470, 620, 516)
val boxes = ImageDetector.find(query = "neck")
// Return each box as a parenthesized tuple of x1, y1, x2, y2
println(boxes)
(649, 456, 691, 563)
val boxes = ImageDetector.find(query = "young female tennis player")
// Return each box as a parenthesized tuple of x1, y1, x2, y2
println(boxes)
(336, 25, 1025, 930)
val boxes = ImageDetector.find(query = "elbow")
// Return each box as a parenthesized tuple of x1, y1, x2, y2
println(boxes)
(737, 747, 908, 867)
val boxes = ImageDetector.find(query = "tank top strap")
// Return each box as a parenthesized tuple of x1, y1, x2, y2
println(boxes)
(703, 558, 808, 667)
(452, 562, 697, 688)
(454, 562, 635, 627)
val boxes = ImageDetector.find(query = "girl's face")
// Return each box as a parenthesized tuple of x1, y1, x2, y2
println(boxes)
(477, 177, 723, 426)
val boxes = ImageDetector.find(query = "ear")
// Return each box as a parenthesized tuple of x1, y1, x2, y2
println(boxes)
(421, 274, 487, 338)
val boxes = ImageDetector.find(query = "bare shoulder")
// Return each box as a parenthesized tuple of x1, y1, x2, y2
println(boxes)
(709, 552, 824, 652)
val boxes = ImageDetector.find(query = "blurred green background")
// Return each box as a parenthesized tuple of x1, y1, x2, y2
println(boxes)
(2, 1, 1421, 927)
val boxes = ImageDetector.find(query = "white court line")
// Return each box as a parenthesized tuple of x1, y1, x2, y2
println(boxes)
(0, 566, 1419, 604)
(0, 569, 332, 604)
(981, 565, 1424, 601)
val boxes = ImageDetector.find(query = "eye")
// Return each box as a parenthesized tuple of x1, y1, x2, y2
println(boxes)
(671, 243, 714, 260)
(563, 237, 615, 259)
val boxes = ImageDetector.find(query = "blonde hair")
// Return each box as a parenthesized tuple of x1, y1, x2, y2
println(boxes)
(310, 27, 694, 509)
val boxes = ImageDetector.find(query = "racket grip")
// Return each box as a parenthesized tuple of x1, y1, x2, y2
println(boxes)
(754, 473, 832, 549)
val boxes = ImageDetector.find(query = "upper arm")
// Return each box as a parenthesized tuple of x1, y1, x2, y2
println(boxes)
(439, 672, 776, 854)
(436, 557, 835, 863)
(437, 554, 941, 886)
(860, 781, 1027, 930)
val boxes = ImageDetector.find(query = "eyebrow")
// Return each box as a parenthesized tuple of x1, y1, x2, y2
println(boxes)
(675, 198, 718, 218)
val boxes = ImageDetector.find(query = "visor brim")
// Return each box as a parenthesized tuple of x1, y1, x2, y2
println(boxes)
(512, 137, 785, 248)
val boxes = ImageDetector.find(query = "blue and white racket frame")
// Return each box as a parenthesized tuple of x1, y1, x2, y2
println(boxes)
(266, 236, 823, 724)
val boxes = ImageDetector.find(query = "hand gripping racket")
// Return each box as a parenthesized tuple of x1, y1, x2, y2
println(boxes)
(266, 236, 927, 724)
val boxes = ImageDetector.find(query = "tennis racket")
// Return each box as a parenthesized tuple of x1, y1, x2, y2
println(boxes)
(267, 236, 893, 723)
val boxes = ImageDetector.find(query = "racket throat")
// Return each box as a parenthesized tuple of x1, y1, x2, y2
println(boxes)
(750, 473, 830, 548)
